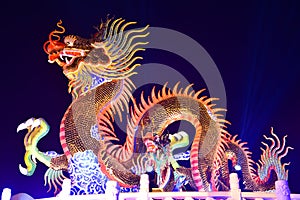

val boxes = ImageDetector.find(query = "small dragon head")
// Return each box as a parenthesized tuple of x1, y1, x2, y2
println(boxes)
(43, 17, 149, 98)
(144, 131, 190, 191)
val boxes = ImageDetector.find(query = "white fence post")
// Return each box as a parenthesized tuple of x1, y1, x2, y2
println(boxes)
(1, 188, 11, 200)
(275, 180, 291, 200)
(137, 174, 149, 200)
(105, 181, 119, 200)
(56, 178, 71, 197)
(229, 173, 241, 200)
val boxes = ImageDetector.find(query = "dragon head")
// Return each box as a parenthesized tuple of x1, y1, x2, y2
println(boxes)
(43, 18, 149, 98)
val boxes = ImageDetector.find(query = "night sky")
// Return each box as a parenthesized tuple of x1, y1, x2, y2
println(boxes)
(0, 0, 299, 198)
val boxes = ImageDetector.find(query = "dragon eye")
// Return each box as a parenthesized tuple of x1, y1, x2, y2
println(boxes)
(64, 35, 77, 47)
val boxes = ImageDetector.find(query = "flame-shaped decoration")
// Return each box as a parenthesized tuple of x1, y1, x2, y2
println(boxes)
(43, 20, 66, 62)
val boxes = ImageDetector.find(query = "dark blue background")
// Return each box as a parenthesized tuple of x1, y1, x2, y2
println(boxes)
(0, 0, 299, 198)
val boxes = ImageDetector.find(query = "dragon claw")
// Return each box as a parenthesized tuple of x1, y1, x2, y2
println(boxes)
(17, 123, 27, 132)
(17, 118, 35, 132)
(32, 154, 37, 164)
(19, 164, 28, 175)
(32, 118, 41, 129)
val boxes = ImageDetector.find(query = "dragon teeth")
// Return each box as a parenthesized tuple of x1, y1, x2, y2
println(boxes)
(59, 54, 71, 64)
(65, 57, 70, 64)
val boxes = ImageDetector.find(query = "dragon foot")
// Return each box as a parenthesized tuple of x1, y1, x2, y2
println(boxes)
(18, 118, 70, 193)
(17, 118, 52, 176)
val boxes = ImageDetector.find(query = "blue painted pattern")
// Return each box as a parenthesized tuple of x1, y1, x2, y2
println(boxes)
(68, 150, 139, 195)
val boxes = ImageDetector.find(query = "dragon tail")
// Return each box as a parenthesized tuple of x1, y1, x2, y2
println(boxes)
(216, 128, 293, 191)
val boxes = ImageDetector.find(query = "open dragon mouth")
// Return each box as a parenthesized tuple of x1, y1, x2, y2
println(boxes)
(59, 49, 86, 67)
(158, 164, 171, 188)
(57, 49, 86, 70)
(48, 48, 87, 72)
(144, 137, 173, 189)
(59, 54, 76, 66)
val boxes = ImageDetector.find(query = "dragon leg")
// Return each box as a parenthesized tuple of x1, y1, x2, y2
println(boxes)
(17, 118, 68, 193)
(18, 118, 52, 175)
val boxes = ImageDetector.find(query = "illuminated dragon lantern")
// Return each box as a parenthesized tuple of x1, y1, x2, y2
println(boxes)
(17, 17, 293, 195)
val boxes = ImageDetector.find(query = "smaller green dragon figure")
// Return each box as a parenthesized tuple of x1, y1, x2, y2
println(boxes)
(17, 17, 293, 195)
(143, 131, 193, 191)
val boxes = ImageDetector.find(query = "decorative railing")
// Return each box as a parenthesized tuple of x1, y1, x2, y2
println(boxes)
(2, 174, 300, 200)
